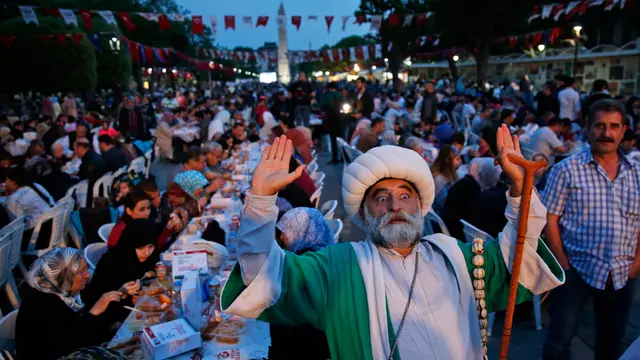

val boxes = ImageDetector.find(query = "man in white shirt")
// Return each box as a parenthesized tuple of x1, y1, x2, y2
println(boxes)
(461, 95, 478, 125)
(207, 114, 224, 141)
(558, 77, 581, 121)
(526, 117, 574, 165)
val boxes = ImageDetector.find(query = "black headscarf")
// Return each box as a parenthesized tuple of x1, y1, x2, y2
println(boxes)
(82, 219, 160, 312)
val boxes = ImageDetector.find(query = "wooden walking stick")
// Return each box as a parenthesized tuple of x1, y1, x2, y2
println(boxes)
(498, 154, 547, 360)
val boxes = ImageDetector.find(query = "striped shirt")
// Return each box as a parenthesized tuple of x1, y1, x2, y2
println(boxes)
(542, 148, 640, 290)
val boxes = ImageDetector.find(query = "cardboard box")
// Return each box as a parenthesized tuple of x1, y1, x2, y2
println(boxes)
(172, 249, 209, 280)
(141, 318, 201, 360)
(181, 270, 203, 330)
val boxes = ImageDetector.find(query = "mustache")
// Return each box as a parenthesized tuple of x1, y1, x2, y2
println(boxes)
(377, 211, 413, 228)
(596, 137, 615, 143)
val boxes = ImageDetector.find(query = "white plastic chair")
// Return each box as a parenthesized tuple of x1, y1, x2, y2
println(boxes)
(92, 171, 113, 199)
(310, 186, 323, 209)
(128, 156, 146, 174)
(65, 180, 89, 209)
(320, 200, 338, 220)
(23, 202, 70, 258)
(0, 217, 26, 278)
(112, 166, 127, 181)
(311, 171, 326, 188)
(98, 223, 115, 243)
(326, 219, 343, 242)
(0, 309, 18, 346)
(0, 238, 20, 310)
(307, 162, 319, 176)
(460, 219, 494, 243)
(424, 210, 450, 236)
(84, 243, 108, 270)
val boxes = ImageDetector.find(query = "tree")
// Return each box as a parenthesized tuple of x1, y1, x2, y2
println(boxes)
(357, 1, 431, 91)
(433, 0, 534, 83)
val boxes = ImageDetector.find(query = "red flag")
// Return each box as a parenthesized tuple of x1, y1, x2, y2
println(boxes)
(256, 16, 269, 27)
(42, 8, 60, 17)
(119, 12, 136, 31)
(192, 15, 204, 35)
(79, 9, 92, 31)
(549, 28, 561, 44)
(325, 16, 334, 32)
(575, 0, 590, 15)
(508, 36, 517, 48)
(321, 50, 330, 62)
(354, 15, 366, 24)
(533, 32, 543, 45)
(158, 14, 171, 30)
(355, 46, 364, 60)
(71, 33, 84, 46)
(144, 46, 154, 64)
(415, 13, 427, 26)
(388, 14, 399, 26)
(0, 36, 14, 48)
(55, 34, 66, 44)
(224, 16, 235, 30)
(129, 41, 140, 63)
(291, 16, 302, 30)
(341, 48, 349, 60)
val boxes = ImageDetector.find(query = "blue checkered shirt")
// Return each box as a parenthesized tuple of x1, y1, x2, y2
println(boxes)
(542, 148, 640, 290)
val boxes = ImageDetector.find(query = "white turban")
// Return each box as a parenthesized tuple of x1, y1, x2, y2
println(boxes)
(342, 145, 435, 229)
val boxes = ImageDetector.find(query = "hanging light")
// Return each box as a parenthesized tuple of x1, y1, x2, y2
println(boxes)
(162, 68, 167, 73)
(108, 36, 121, 52)
(537, 44, 546, 52)
(384, 58, 389, 63)
(171, 69, 177, 74)
(325, 71, 330, 76)
(453, 55, 460, 62)
(372, 65, 377, 70)
(573, 25, 583, 36)
(233, 68, 237, 72)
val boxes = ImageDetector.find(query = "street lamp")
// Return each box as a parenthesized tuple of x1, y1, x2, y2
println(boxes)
(453, 55, 460, 62)
(572, 25, 584, 77)
(162, 68, 167, 73)
(537, 44, 545, 52)
(325, 71, 330, 76)
(108, 36, 120, 53)
(372, 65, 377, 70)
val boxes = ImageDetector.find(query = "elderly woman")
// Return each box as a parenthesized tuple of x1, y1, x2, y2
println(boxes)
(16, 248, 129, 360)
(166, 170, 224, 218)
(270, 207, 332, 359)
(440, 157, 502, 240)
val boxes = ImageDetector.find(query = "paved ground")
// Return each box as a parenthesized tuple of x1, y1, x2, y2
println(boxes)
(314, 150, 640, 360)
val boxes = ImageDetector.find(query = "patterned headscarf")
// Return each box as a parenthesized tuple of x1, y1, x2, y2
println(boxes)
(173, 170, 209, 199)
(468, 157, 502, 191)
(276, 208, 334, 254)
(27, 248, 85, 311)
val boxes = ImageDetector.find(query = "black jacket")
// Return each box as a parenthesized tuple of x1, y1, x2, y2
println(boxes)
(101, 146, 130, 173)
(469, 182, 509, 239)
(355, 90, 375, 119)
(16, 288, 113, 360)
(440, 175, 482, 241)
(421, 92, 439, 123)
(79, 150, 108, 202)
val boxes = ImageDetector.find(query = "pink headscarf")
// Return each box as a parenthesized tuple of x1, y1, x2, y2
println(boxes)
(99, 128, 119, 138)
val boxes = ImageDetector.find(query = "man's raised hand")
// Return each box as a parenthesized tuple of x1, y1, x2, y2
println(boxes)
(250, 135, 305, 197)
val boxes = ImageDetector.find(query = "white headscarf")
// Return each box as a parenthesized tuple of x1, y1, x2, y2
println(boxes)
(27, 248, 85, 311)
(468, 157, 502, 191)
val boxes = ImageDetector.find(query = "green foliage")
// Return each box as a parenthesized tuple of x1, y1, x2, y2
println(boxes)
(0, 16, 97, 93)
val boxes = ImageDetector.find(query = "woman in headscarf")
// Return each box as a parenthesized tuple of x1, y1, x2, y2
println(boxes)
(440, 157, 502, 240)
(83, 219, 159, 322)
(165, 170, 221, 218)
(269, 207, 332, 360)
(16, 248, 127, 360)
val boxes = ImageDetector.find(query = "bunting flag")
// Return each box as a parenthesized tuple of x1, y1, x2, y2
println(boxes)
(119, 12, 136, 31)
(354, 15, 366, 24)
(388, 14, 399, 26)
(143, 46, 154, 64)
(341, 16, 350, 31)
(19, 6, 39, 25)
(79, 9, 92, 31)
(553, 3, 566, 21)
(415, 13, 427, 26)
(158, 14, 171, 30)
(88, 34, 102, 51)
(209, 16, 218, 38)
(369, 15, 382, 31)
(242, 16, 253, 27)
(169, 14, 184, 22)
(71, 33, 84, 46)
(292, 16, 302, 29)
(192, 15, 204, 34)
(98, 11, 117, 25)
(325, 16, 334, 32)
(403, 14, 414, 26)
(308, 15, 318, 21)
(59, 9, 77, 26)
(140, 13, 158, 22)
(128, 40, 140, 64)
(224, 16, 235, 30)
(256, 16, 269, 27)
(542, 4, 554, 18)
(55, 34, 67, 44)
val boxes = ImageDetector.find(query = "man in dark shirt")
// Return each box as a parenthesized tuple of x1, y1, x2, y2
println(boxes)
(585, 79, 611, 112)
(98, 135, 130, 173)
(75, 139, 108, 203)
(355, 77, 375, 119)
(290, 73, 312, 127)
(535, 82, 559, 118)
(469, 176, 510, 238)
(421, 81, 439, 123)
(271, 91, 291, 121)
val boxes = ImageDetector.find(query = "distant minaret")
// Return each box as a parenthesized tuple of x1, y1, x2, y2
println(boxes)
(277, 3, 291, 84)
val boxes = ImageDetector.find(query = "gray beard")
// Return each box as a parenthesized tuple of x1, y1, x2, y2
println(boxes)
(364, 207, 424, 249)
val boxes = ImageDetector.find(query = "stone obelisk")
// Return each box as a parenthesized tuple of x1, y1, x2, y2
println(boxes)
(277, 3, 291, 84)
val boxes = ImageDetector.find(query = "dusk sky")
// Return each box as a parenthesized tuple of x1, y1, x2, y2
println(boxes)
(176, 0, 371, 50)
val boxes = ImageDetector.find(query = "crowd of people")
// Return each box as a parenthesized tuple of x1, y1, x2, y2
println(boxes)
(0, 69, 638, 360)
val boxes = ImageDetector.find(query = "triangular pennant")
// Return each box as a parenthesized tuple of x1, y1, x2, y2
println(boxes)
(325, 16, 334, 33)
(363, 45, 371, 60)
(291, 16, 302, 30)
(98, 11, 117, 25)
(129, 42, 140, 64)
(542, 4, 554, 18)
(256, 16, 269, 27)
(88, 34, 102, 52)
(549, 28, 561, 44)
(59, 9, 78, 26)
(553, 4, 566, 21)
(590, 0, 605, 5)
(119, 12, 136, 31)
(209, 16, 218, 38)
(341, 16, 350, 31)
(192, 15, 204, 35)
(225, 16, 235, 30)
(564, 1, 582, 19)
(369, 15, 382, 31)
(388, 14, 399, 26)
(375, 44, 382, 59)
(528, 6, 540, 23)
(509, 36, 518, 48)
(71, 33, 84, 46)
(433, 36, 440, 46)
(355, 15, 366, 24)
(144, 46, 154, 65)
(18, 6, 39, 25)
(55, 34, 67, 44)
(158, 14, 171, 30)
(79, 9, 92, 31)
(403, 14, 414, 26)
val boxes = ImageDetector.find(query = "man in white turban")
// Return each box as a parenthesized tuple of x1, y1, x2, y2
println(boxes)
(221, 125, 565, 360)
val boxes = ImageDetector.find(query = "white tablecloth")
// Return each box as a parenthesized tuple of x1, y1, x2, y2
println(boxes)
(173, 127, 200, 142)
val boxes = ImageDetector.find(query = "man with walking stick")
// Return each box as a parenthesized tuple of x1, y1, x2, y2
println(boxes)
(221, 125, 564, 359)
